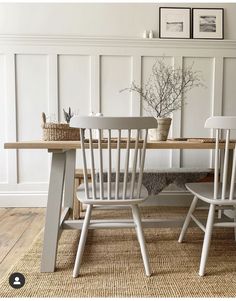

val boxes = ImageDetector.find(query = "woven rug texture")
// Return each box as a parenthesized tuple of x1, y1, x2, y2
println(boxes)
(0, 207, 236, 297)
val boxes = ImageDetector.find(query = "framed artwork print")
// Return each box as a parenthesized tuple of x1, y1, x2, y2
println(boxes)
(192, 8, 224, 39)
(159, 7, 191, 39)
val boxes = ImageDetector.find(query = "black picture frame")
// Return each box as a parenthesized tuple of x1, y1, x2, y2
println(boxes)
(159, 7, 191, 39)
(192, 8, 224, 40)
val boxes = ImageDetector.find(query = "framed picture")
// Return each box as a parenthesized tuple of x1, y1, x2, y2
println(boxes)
(192, 8, 224, 39)
(159, 7, 191, 39)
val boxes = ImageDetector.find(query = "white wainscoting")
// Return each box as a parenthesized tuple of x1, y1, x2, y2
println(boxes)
(1, 35, 236, 207)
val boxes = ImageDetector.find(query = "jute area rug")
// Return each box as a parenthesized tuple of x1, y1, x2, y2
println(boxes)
(0, 206, 236, 298)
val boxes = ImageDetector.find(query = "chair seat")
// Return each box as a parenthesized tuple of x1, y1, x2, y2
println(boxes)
(186, 182, 236, 205)
(77, 182, 148, 205)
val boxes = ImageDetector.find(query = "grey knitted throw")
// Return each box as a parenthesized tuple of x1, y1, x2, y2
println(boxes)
(99, 168, 213, 195)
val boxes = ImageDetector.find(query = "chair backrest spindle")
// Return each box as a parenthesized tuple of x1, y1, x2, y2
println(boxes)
(123, 129, 131, 199)
(89, 129, 96, 199)
(108, 129, 112, 200)
(98, 129, 104, 199)
(137, 129, 148, 198)
(214, 129, 219, 199)
(205, 116, 236, 202)
(115, 129, 121, 199)
(221, 129, 230, 199)
(70, 116, 157, 202)
(80, 128, 89, 199)
(130, 129, 140, 199)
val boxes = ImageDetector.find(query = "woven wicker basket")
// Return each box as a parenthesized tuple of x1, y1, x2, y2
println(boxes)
(41, 112, 80, 141)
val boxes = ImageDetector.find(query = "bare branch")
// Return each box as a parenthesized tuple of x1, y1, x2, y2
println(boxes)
(120, 56, 205, 119)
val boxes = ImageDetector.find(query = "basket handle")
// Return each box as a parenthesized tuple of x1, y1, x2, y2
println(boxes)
(42, 112, 46, 125)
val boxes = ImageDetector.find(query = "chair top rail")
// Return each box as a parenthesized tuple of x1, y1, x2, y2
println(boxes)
(70, 116, 157, 130)
(205, 116, 236, 130)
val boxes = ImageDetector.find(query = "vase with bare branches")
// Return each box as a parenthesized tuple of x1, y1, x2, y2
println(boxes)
(121, 57, 204, 140)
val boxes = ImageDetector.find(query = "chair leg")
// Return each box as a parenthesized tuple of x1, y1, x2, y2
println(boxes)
(131, 204, 151, 277)
(73, 204, 93, 278)
(199, 204, 215, 277)
(178, 196, 198, 243)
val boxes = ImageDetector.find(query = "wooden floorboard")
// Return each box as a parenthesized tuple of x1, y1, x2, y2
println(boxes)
(0, 208, 45, 279)
(0, 208, 11, 221)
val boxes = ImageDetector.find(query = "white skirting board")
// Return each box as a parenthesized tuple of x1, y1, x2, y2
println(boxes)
(0, 192, 48, 207)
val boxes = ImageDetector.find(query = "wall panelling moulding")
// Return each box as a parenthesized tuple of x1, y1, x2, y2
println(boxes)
(1, 35, 236, 206)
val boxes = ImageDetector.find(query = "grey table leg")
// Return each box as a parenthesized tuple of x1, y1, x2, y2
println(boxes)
(41, 151, 66, 272)
(63, 149, 76, 208)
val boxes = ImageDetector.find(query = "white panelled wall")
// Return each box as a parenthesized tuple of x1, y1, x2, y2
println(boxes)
(0, 36, 236, 206)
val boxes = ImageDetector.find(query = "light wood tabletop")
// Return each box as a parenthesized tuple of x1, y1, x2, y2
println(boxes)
(4, 139, 236, 150)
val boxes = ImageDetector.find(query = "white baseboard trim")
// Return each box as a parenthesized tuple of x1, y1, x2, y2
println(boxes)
(0, 192, 48, 207)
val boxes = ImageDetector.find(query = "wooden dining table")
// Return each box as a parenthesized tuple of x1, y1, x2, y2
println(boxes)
(4, 139, 235, 273)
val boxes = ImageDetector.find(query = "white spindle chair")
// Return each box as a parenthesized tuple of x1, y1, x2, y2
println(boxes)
(70, 116, 156, 278)
(178, 116, 236, 276)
